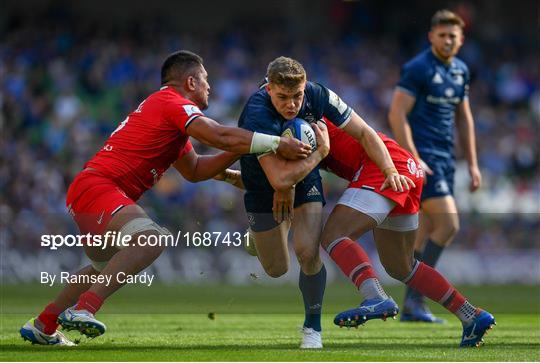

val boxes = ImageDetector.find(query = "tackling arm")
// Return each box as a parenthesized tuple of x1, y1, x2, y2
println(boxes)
(343, 111, 396, 174)
(342, 110, 416, 192)
(186, 116, 311, 159)
(172, 148, 239, 183)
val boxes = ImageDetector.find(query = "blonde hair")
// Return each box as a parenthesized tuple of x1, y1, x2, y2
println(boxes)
(431, 9, 465, 29)
(267, 56, 306, 89)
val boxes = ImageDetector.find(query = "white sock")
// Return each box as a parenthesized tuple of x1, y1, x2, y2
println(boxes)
(456, 301, 478, 324)
(359, 278, 388, 300)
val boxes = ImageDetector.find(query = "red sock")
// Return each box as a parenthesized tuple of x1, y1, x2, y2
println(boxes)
(37, 303, 62, 335)
(327, 238, 377, 288)
(406, 261, 466, 313)
(75, 291, 104, 315)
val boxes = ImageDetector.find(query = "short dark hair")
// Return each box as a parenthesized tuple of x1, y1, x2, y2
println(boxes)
(431, 9, 465, 29)
(161, 50, 203, 85)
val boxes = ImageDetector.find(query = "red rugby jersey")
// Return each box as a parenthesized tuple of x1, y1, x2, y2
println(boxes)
(85, 86, 202, 200)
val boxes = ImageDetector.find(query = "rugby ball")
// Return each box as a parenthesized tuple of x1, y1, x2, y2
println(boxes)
(281, 118, 317, 151)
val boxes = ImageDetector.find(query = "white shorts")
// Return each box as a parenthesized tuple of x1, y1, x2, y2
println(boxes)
(337, 188, 418, 232)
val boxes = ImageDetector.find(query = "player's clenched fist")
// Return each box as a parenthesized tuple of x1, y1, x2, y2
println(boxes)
(277, 136, 312, 160)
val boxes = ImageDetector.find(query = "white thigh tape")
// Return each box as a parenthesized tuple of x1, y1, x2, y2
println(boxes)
(117, 218, 170, 249)
(377, 214, 419, 232)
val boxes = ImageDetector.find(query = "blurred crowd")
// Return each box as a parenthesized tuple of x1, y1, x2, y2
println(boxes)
(1, 13, 539, 253)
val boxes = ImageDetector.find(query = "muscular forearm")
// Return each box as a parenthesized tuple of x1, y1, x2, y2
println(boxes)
(359, 127, 396, 174)
(190, 152, 240, 182)
(278, 149, 326, 190)
(264, 148, 327, 191)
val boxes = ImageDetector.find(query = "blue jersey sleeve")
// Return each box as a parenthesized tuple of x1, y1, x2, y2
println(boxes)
(308, 82, 352, 128)
(238, 91, 281, 157)
(397, 61, 425, 98)
(463, 65, 471, 100)
(238, 93, 280, 135)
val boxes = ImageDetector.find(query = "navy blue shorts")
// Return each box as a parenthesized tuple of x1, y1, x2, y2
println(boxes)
(244, 172, 325, 232)
(421, 156, 455, 200)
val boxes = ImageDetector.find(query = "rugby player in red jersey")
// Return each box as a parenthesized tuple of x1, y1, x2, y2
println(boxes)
(273, 119, 495, 347)
(20, 50, 310, 346)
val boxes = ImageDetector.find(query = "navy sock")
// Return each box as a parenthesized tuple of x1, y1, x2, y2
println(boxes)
(421, 239, 444, 267)
(299, 265, 326, 332)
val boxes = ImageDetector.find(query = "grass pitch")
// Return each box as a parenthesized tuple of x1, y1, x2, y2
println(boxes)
(1, 284, 539, 361)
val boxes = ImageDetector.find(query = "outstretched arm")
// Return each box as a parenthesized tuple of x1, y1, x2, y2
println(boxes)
(186, 116, 312, 159)
(173, 148, 239, 182)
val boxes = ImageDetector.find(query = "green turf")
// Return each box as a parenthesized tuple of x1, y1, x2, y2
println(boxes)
(1, 284, 539, 361)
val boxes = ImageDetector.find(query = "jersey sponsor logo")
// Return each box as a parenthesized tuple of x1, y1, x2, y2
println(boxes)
(182, 104, 202, 117)
(426, 95, 461, 105)
(407, 158, 418, 175)
(432, 72, 443, 84)
(453, 74, 464, 85)
(407, 158, 424, 178)
(307, 185, 321, 197)
(327, 89, 348, 115)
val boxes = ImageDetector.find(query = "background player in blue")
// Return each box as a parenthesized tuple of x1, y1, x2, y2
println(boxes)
(388, 10, 482, 323)
(240, 56, 410, 348)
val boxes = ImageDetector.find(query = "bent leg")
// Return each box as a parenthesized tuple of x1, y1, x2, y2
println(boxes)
(83, 204, 167, 301)
(251, 221, 291, 278)
(404, 196, 459, 316)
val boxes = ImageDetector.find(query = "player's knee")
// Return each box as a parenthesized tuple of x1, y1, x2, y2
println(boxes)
(382, 261, 411, 281)
(296, 249, 320, 272)
(434, 219, 460, 244)
(263, 262, 289, 278)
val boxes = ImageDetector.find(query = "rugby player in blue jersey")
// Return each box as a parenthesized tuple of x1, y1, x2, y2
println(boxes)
(389, 10, 482, 323)
(240, 56, 410, 348)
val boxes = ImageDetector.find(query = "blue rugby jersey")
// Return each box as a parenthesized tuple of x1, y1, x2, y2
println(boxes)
(397, 48, 470, 159)
(239, 81, 352, 192)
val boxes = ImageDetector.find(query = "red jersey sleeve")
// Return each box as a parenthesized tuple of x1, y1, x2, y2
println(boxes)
(164, 96, 204, 133)
(178, 139, 194, 159)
